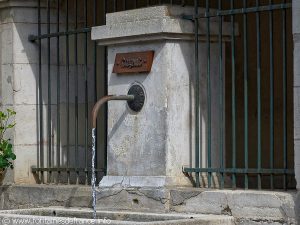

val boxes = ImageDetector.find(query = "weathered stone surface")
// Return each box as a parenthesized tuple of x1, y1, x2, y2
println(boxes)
(99, 176, 171, 188)
(169, 189, 297, 224)
(170, 188, 201, 206)
(96, 187, 170, 212)
(92, 5, 236, 46)
(0, 185, 297, 224)
(0, 207, 235, 225)
(236, 219, 286, 225)
(171, 189, 228, 215)
(293, 0, 300, 35)
(0, 185, 92, 209)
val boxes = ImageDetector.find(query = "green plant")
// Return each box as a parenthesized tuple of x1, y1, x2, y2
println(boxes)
(0, 109, 16, 170)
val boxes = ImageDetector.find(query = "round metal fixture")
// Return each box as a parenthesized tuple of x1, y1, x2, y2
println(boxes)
(127, 84, 145, 112)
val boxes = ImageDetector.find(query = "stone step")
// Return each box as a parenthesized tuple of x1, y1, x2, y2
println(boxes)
(0, 207, 235, 225)
(0, 185, 297, 224)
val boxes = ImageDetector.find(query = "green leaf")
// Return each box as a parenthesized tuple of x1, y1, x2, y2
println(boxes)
(7, 109, 16, 115)
(7, 123, 16, 129)
(0, 108, 16, 170)
(11, 153, 16, 160)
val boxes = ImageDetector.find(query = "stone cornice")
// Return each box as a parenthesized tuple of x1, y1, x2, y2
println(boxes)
(92, 5, 236, 46)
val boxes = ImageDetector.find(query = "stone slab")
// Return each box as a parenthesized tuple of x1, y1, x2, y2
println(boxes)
(0, 207, 235, 225)
(0, 185, 297, 224)
(99, 176, 171, 188)
(91, 5, 237, 46)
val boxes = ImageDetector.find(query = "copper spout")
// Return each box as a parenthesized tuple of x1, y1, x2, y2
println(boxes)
(92, 95, 134, 128)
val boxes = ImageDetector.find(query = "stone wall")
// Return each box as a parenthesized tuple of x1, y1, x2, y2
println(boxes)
(0, 0, 106, 184)
(0, 0, 43, 184)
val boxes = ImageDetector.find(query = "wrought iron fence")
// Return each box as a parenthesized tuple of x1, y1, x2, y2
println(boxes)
(182, 0, 295, 190)
(30, 0, 295, 189)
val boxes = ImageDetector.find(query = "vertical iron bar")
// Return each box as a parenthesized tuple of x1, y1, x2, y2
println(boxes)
(114, 0, 117, 11)
(123, 0, 126, 10)
(38, 0, 44, 184)
(104, 0, 108, 175)
(282, 0, 287, 190)
(231, 0, 236, 189)
(206, 0, 212, 188)
(243, 0, 249, 190)
(47, 0, 52, 183)
(194, 0, 200, 188)
(256, 0, 262, 190)
(56, 0, 61, 184)
(93, 0, 98, 182)
(66, 0, 70, 184)
(75, 0, 79, 185)
(84, 0, 89, 185)
(218, 0, 224, 189)
(269, 0, 274, 190)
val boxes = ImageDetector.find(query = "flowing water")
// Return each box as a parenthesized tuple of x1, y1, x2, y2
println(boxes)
(91, 128, 97, 219)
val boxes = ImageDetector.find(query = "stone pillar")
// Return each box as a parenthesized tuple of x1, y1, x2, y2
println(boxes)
(293, 0, 300, 221)
(0, 0, 44, 184)
(92, 6, 232, 190)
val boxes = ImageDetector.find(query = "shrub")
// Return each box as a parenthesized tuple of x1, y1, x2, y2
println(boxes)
(0, 109, 16, 170)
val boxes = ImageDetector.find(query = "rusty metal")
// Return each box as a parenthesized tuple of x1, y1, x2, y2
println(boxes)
(113, 51, 154, 74)
(92, 95, 134, 129)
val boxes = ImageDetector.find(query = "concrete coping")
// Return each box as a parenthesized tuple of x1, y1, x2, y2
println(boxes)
(91, 5, 238, 46)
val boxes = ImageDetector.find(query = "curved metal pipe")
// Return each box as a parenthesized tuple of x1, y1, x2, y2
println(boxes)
(92, 95, 134, 128)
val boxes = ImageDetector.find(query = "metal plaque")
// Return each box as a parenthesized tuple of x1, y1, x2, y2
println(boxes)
(113, 51, 154, 74)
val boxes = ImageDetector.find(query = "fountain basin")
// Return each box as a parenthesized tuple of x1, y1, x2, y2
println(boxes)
(0, 207, 234, 225)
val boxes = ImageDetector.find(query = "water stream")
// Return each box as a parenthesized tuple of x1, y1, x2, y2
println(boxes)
(91, 128, 97, 219)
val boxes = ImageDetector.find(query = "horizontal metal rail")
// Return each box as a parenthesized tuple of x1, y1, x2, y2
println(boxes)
(32, 167, 106, 173)
(182, 3, 291, 20)
(29, 28, 91, 42)
(183, 167, 295, 175)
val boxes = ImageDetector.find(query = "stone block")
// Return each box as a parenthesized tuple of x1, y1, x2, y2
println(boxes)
(13, 145, 38, 184)
(294, 88, 300, 140)
(171, 189, 227, 215)
(14, 104, 38, 145)
(96, 187, 169, 212)
(169, 189, 296, 224)
(0, 64, 14, 105)
(294, 41, 300, 86)
(92, 6, 236, 46)
(0, 23, 13, 65)
(0, 185, 91, 209)
(9, 63, 96, 105)
(293, 0, 300, 34)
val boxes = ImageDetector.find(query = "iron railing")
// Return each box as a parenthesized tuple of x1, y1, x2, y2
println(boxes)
(30, 0, 295, 189)
(183, 0, 295, 190)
